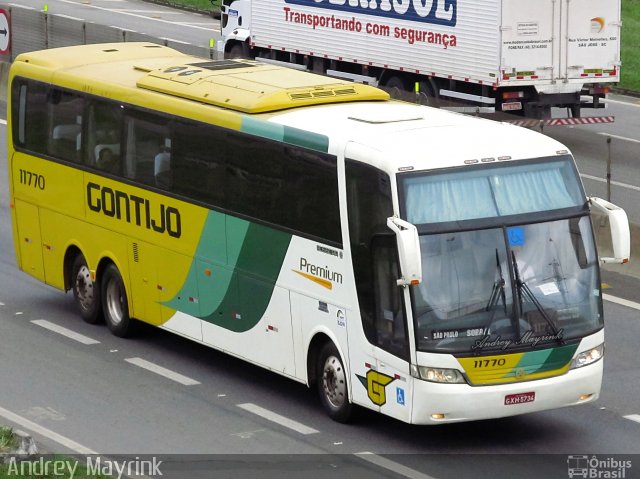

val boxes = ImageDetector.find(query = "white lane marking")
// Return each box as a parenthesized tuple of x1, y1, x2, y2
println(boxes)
(56, 13, 85, 21)
(603, 294, 640, 311)
(31, 319, 100, 345)
(605, 98, 640, 108)
(237, 403, 319, 435)
(624, 414, 640, 423)
(580, 174, 640, 192)
(0, 405, 98, 454)
(57, 0, 214, 32)
(111, 10, 185, 14)
(355, 452, 437, 479)
(125, 357, 200, 386)
(8, 3, 36, 9)
(162, 37, 191, 45)
(0, 119, 7, 125)
(176, 22, 220, 32)
(597, 132, 640, 144)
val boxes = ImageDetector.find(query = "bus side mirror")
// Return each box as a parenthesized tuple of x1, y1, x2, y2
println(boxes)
(387, 217, 422, 286)
(589, 197, 630, 264)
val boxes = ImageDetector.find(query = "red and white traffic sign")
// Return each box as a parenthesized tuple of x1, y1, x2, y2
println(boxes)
(0, 9, 11, 56)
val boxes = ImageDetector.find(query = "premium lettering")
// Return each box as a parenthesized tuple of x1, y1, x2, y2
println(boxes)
(87, 182, 181, 238)
(299, 257, 343, 284)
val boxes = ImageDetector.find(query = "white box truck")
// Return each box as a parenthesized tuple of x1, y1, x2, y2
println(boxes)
(219, 0, 620, 119)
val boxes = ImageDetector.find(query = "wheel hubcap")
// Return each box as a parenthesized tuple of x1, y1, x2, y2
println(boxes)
(75, 265, 94, 312)
(322, 355, 346, 409)
(106, 279, 124, 325)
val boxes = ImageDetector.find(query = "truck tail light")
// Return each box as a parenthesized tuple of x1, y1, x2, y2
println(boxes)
(502, 91, 524, 99)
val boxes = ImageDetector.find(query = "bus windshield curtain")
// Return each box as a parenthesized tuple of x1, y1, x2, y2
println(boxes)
(404, 162, 581, 224)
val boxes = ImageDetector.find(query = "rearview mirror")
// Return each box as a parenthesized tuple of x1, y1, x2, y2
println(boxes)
(589, 197, 630, 264)
(386, 216, 422, 286)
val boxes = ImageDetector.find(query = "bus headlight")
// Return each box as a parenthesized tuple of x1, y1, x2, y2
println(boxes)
(412, 365, 466, 384)
(570, 343, 604, 369)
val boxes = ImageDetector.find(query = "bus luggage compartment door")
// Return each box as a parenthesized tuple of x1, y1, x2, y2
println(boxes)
(13, 200, 45, 282)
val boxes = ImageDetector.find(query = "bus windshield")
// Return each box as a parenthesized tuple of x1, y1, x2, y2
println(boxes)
(400, 157, 602, 354)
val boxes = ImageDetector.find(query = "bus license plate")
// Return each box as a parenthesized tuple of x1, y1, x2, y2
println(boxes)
(502, 102, 522, 111)
(504, 392, 535, 405)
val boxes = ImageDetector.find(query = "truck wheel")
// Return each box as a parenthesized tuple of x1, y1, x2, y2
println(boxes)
(317, 342, 353, 423)
(384, 76, 408, 90)
(71, 254, 102, 324)
(227, 43, 246, 59)
(101, 264, 133, 337)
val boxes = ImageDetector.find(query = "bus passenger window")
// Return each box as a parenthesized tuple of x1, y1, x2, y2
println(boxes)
(123, 112, 171, 187)
(47, 88, 84, 163)
(154, 144, 172, 189)
(87, 101, 122, 173)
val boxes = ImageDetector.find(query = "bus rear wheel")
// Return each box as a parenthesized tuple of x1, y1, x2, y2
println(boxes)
(71, 254, 102, 324)
(317, 342, 353, 423)
(101, 264, 133, 337)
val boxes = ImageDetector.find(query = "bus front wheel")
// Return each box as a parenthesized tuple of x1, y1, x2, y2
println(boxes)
(317, 342, 353, 423)
(101, 264, 133, 337)
(71, 254, 102, 324)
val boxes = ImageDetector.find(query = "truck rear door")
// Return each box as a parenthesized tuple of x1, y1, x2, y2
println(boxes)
(561, 0, 621, 82)
(501, 0, 556, 82)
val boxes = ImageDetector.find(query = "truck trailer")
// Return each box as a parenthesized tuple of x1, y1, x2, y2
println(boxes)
(219, 0, 620, 119)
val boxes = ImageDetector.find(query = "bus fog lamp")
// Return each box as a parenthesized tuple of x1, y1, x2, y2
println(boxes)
(570, 343, 604, 369)
(417, 367, 465, 384)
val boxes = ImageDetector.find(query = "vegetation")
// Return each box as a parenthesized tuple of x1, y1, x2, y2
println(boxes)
(0, 426, 18, 453)
(157, 0, 219, 11)
(620, 0, 639, 91)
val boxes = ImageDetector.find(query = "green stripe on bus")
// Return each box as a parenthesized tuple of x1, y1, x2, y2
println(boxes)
(509, 343, 578, 377)
(165, 211, 291, 332)
(283, 126, 329, 152)
(241, 117, 329, 153)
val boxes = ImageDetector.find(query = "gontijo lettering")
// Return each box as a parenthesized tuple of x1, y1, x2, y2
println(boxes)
(284, 0, 457, 27)
(87, 182, 182, 238)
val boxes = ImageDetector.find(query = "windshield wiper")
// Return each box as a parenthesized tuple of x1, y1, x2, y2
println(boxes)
(485, 248, 507, 316)
(511, 251, 564, 344)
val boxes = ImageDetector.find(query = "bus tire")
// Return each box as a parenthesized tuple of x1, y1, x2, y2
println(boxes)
(101, 264, 133, 337)
(71, 254, 102, 324)
(317, 342, 353, 423)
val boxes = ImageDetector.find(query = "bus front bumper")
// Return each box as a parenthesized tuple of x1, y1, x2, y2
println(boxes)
(410, 360, 602, 424)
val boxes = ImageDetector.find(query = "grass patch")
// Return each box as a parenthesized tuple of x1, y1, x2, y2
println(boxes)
(620, 0, 640, 91)
(156, 0, 219, 10)
(0, 427, 18, 453)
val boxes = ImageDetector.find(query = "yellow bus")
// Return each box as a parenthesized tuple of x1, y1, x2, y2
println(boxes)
(8, 43, 629, 424)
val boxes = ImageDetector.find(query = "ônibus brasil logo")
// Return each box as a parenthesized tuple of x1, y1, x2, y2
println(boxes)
(284, 0, 458, 27)
(567, 455, 632, 479)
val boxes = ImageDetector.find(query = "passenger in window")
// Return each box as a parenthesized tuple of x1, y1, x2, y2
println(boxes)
(154, 145, 172, 188)
(97, 147, 119, 174)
